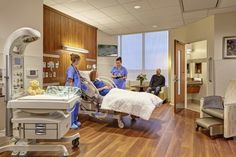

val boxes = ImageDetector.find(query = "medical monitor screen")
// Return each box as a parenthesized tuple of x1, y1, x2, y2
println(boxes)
(30, 70, 36, 75)
(15, 58, 21, 65)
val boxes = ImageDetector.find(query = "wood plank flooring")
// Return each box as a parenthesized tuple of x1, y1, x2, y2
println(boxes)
(0, 104, 236, 157)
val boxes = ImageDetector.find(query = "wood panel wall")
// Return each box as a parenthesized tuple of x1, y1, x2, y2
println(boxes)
(43, 5, 97, 85)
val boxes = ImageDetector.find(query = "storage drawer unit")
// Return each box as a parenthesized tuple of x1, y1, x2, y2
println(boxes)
(22, 123, 58, 139)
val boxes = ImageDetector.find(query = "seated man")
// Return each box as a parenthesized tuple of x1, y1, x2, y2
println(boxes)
(90, 71, 112, 96)
(147, 68, 165, 95)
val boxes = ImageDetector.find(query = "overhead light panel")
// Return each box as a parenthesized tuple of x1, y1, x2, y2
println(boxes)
(63, 45, 89, 54)
(181, 0, 219, 12)
(134, 5, 141, 9)
(152, 25, 157, 28)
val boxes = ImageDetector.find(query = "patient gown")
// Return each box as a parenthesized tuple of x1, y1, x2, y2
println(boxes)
(93, 79, 110, 96)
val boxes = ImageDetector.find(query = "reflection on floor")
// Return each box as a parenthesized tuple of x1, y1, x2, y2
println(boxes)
(187, 102, 200, 112)
(0, 104, 236, 157)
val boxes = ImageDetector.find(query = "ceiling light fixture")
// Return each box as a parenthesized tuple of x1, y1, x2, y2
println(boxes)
(152, 25, 157, 28)
(63, 45, 89, 54)
(134, 5, 141, 9)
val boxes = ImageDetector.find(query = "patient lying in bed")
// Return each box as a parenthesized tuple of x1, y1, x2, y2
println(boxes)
(82, 71, 163, 120)
(90, 71, 112, 96)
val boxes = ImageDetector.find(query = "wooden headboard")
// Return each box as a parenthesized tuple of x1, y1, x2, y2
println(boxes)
(43, 5, 97, 86)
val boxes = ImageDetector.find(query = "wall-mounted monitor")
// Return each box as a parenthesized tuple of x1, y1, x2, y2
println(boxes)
(98, 44, 118, 57)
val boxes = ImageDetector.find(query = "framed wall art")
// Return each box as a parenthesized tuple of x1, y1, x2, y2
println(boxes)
(223, 36, 236, 59)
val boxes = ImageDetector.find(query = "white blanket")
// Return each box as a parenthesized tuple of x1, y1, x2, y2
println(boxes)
(101, 88, 163, 120)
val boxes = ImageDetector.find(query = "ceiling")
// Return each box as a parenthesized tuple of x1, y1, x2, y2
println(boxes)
(43, 0, 236, 35)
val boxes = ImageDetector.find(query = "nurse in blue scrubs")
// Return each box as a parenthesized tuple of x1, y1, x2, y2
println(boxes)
(65, 53, 81, 129)
(111, 57, 128, 89)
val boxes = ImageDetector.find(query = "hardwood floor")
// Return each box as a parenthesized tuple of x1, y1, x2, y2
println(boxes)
(1, 104, 236, 157)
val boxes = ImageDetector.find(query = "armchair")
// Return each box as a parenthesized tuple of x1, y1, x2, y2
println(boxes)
(157, 86, 168, 101)
(197, 80, 236, 138)
(125, 80, 168, 101)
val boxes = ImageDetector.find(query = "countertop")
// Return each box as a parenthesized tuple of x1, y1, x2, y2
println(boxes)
(187, 80, 203, 86)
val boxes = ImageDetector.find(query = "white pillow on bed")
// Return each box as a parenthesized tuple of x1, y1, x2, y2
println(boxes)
(80, 70, 92, 81)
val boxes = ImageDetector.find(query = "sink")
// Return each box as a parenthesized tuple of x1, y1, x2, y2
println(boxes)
(187, 78, 203, 93)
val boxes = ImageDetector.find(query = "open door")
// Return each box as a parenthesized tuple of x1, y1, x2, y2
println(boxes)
(174, 40, 185, 113)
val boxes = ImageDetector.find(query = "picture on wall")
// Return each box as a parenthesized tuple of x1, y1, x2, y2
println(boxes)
(98, 44, 118, 57)
(223, 36, 236, 59)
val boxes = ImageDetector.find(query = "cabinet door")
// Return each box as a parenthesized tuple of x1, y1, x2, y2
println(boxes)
(44, 8, 61, 54)
(60, 16, 69, 47)
(54, 12, 61, 51)
(76, 22, 83, 48)
(43, 8, 50, 53)
(49, 11, 55, 53)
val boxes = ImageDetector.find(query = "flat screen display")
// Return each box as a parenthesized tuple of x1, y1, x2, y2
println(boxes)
(30, 70, 36, 75)
(98, 44, 118, 57)
(15, 58, 21, 65)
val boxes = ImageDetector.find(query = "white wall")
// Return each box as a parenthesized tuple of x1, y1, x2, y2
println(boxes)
(97, 30, 118, 77)
(188, 40, 207, 60)
(0, 0, 43, 130)
(170, 11, 236, 105)
(214, 12, 236, 96)
(187, 40, 208, 102)
(169, 16, 214, 105)
(0, 0, 43, 88)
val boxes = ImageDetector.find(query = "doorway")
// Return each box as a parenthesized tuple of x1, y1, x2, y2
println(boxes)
(186, 40, 208, 112)
(174, 40, 185, 113)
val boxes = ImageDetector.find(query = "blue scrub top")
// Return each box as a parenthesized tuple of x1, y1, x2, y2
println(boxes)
(65, 65, 81, 88)
(93, 79, 110, 96)
(111, 66, 128, 89)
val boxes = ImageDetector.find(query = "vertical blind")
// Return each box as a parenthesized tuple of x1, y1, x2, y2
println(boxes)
(119, 31, 168, 84)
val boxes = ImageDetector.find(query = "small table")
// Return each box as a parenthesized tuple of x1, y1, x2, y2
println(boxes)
(130, 85, 149, 92)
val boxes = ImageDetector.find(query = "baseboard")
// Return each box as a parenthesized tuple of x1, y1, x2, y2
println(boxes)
(187, 99, 200, 104)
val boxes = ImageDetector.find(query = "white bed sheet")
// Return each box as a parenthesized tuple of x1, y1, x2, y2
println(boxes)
(8, 95, 80, 110)
(101, 88, 163, 120)
(18, 95, 75, 101)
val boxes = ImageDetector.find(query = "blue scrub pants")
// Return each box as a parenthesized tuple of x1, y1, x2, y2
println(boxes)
(71, 102, 80, 126)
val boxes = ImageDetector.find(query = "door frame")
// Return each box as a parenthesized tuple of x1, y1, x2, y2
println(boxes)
(185, 40, 209, 111)
(174, 40, 186, 113)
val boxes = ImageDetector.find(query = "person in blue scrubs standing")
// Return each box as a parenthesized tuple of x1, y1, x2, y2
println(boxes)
(111, 57, 128, 89)
(65, 53, 81, 129)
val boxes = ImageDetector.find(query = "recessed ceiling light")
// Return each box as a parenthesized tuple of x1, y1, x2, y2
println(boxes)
(134, 5, 141, 9)
(152, 25, 157, 28)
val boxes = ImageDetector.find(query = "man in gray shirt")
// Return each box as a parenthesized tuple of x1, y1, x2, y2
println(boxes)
(147, 68, 165, 95)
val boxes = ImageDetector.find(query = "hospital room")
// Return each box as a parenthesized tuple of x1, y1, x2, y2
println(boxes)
(1, 0, 236, 156)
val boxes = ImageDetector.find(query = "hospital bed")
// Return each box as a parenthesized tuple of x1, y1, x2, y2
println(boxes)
(80, 76, 128, 128)
(0, 86, 80, 157)
(80, 71, 163, 128)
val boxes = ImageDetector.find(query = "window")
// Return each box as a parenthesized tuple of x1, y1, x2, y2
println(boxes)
(119, 31, 169, 84)
(144, 31, 168, 82)
(121, 33, 142, 70)
(144, 31, 168, 70)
